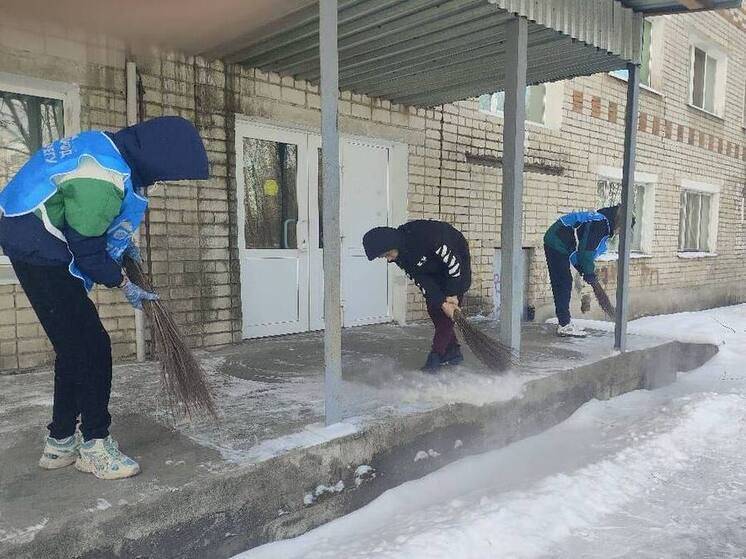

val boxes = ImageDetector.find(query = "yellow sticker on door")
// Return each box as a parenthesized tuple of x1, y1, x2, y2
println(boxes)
(264, 179, 279, 196)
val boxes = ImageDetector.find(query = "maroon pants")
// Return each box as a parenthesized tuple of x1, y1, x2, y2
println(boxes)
(427, 295, 463, 356)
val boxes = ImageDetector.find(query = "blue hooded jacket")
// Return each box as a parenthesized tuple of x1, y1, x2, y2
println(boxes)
(543, 205, 620, 281)
(0, 117, 208, 286)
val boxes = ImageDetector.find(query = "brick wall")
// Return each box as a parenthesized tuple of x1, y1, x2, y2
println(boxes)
(0, 9, 744, 372)
(405, 9, 746, 322)
(0, 18, 135, 370)
(133, 54, 241, 351)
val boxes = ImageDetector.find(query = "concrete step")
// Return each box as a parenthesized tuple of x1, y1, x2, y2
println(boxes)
(0, 331, 716, 559)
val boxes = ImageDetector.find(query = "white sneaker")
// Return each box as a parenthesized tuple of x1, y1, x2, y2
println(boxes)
(557, 322, 588, 338)
(75, 436, 140, 480)
(39, 430, 83, 469)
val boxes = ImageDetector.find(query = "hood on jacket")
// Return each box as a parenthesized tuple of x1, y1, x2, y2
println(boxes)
(363, 227, 403, 261)
(598, 205, 619, 233)
(109, 116, 209, 190)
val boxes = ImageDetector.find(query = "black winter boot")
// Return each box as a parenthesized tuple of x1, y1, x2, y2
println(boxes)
(441, 343, 464, 366)
(421, 351, 443, 373)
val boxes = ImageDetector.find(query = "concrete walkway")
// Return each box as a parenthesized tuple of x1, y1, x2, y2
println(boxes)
(0, 320, 715, 558)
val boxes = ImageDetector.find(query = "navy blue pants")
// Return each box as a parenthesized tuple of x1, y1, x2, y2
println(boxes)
(544, 245, 572, 327)
(12, 260, 112, 441)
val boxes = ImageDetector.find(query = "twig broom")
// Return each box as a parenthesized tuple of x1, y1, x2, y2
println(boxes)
(453, 309, 517, 373)
(588, 278, 616, 319)
(124, 255, 218, 420)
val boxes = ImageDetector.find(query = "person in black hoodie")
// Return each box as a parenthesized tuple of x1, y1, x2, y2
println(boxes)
(0, 116, 209, 479)
(363, 220, 471, 372)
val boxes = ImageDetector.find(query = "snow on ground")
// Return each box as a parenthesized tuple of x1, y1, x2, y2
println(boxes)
(235, 305, 746, 559)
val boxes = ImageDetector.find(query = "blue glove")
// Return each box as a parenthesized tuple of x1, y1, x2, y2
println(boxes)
(123, 242, 142, 264)
(121, 278, 158, 310)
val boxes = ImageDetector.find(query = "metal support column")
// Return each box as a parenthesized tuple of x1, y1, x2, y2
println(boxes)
(615, 62, 640, 351)
(499, 16, 528, 353)
(320, 0, 343, 425)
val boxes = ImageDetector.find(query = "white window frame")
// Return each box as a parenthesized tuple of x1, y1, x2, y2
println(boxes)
(687, 34, 727, 119)
(677, 178, 720, 258)
(477, 81, 564, 130)
(594, 166, 657, 261)
(0, 72, 80, 283)
(609, 18, 664, 95)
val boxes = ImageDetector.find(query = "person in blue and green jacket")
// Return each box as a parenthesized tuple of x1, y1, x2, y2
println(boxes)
(0, 116, 208, 479)
(543, 205, 624, 338)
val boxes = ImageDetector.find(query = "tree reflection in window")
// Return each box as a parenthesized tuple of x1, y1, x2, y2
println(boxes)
(242, 138, 298, 249)
(0, 91, 64, 187)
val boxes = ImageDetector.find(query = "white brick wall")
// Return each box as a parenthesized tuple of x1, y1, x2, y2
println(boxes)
(0, 9, 744, 371)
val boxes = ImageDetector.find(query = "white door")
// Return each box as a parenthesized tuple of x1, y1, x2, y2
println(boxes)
(340, 140, 391, 327)
(308, 138, 392, 329)
(236, 123, 310, 338)
(308, 137, 325, 331)
(237, 122, 393, 338)
(309, 136, 392, 330)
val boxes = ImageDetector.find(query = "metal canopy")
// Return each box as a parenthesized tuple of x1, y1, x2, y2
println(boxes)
(211, 0, 643, 107)
(619, 0, 742, 15)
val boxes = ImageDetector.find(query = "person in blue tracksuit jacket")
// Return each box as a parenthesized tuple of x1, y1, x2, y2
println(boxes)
(0, 116, 208, 479)
(543, 206, 624, 337)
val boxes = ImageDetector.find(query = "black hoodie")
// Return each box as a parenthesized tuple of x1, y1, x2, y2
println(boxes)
(364, 220, 471, 307)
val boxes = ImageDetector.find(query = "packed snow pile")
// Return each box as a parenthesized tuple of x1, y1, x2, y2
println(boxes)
(236, 305, 746, 559)
(355, 465, 376, 487)
(304, 480, 345, 506)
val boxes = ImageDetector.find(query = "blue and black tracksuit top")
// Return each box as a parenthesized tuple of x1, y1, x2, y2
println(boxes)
(0, 117, 209, 287)
(543, 207, 618, 281)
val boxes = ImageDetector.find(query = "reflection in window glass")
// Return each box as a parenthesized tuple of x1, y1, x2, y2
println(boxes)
(610, 20, 653, 87)
(0, 91, 64, 187)
(639, 20, 653, 86)
(596, 179, 645, 253)
(679, 190, 711, 252)
(478, 84, 546, 124)
(692, 47, 706, 108)
(691, 46, 719, 114)
(703, 54, 717, 113)
(1, 91, 64, 260)
(242, 138, 298, 249)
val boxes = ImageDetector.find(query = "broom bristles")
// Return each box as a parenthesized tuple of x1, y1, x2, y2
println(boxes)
(589, 279, 616, 319)
(124, 256, 218, 420)
(453, 309, 517, 373)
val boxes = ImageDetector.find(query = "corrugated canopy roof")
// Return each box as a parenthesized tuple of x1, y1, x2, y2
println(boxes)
(3, 0, 740, 106)
(207, 0, 644, 107)
(619, 0, 741, 15)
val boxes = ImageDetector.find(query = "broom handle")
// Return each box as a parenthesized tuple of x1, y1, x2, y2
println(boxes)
(123, 255, 156, 294)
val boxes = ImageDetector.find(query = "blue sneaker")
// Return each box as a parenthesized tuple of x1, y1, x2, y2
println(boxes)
(39, 431, 82, 470)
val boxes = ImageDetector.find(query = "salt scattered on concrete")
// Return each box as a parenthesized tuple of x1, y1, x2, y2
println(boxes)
(0, 519, 48, 545)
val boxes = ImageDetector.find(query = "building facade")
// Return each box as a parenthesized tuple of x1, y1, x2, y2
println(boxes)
(0, 7, 744, 371)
